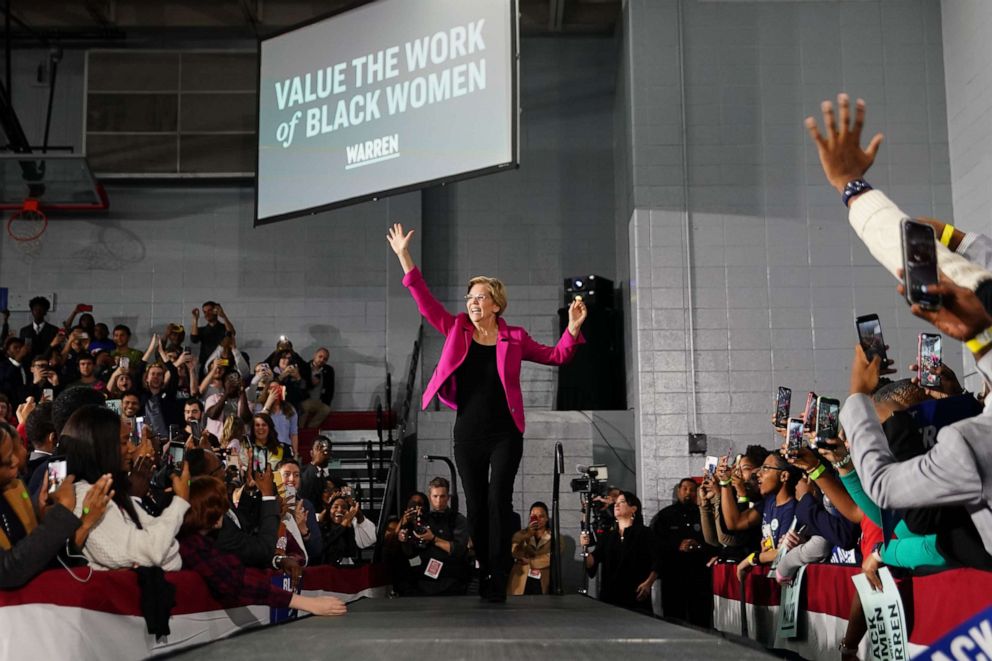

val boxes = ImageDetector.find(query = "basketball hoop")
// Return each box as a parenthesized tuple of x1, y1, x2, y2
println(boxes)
(7, 198, 48, 256)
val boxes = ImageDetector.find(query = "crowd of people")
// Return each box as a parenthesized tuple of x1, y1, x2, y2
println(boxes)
(3, 92, 992, 652)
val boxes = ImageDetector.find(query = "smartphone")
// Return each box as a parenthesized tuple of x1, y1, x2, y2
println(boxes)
(166, 442, 185, 467)
(901, 219, 941, 310)
(120, 356, 130, 370)
(105, 399, 122, 415)
(284, 484, 297, 505)
(218, 359, 230, 367)
(47, 459, 67, 493)
(253, 449, 269, 474)
(134, 416, 145, 439)
(183, 347, 192, 355)
(786, 417, 805, 456)
(41, 388, 54, 403)
(188, 419, 202, 442)
(774, 386, 792, 428)
(918, 333, 942, 388)
(703, 455, 719, 479)
(78, 304, 93, 312)
(856, 313, 888, 363)
(168, 424, 182, 444)
(802, 391, 818, 432)
(815, 396, 840, 442)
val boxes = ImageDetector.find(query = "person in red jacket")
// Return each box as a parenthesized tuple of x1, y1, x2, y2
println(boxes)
(387, 224, 587, 602)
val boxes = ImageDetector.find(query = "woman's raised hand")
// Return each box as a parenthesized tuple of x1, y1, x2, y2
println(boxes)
(386, 223, 414, 255)
(386, 223, 416, 273)
(567, 298, 587, 337)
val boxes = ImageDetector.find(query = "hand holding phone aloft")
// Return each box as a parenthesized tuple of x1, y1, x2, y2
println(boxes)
(849, 345, 882, 396)
(897, 269, 992, 346)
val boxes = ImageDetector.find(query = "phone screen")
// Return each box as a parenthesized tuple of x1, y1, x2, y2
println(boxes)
(253, 449, 268, 474)
(42, 388, 54, 403)
(787, 418, 805, 456)
(856, 314, 888, 362)
(134, 416, 145, 439)
(815, 397, 840, 441)
(919, 333, 942, 388)
(120, 356, 130, 370)
(774, 386, 792, 428)
(167, 442, 185, 467)
(106, 399, 122, 415)
(802, 391, 818, 432)
(703, 455, 719, 478)
(47, 459, 67, 493)
(902, 219, 941, 309)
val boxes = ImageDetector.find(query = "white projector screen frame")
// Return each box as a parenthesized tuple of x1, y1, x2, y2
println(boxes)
(255, 0, 520, 226)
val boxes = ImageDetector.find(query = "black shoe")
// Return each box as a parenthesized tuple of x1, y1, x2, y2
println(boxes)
(486, 573, 507, 603)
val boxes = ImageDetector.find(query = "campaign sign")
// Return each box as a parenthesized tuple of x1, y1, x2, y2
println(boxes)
(852, 567, 908, 661)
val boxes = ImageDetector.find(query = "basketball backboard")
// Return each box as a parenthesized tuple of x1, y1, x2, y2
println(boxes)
(0, 153, 107, 210)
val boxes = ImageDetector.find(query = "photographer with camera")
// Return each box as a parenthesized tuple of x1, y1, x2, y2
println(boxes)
(396, 477, 470, 596)
(581, 491, 658, 614)
(27, 355, 60, 404)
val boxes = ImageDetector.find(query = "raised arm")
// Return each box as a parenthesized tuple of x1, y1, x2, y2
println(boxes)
(386, 223, 416, 274)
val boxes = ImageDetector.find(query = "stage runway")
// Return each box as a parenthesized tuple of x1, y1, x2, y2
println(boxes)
(168, 595, 770, 660)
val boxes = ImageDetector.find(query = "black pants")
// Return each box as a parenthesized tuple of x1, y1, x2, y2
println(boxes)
(453, 433, 523, 580)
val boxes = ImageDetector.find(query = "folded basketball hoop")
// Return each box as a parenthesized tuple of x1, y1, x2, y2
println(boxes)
(0, 154, 108, 249)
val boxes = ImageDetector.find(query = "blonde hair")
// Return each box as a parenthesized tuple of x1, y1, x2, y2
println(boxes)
(467, 276, 508, 316)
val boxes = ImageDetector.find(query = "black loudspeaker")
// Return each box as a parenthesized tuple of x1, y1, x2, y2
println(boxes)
(564, 275, 614, 309)
(556, 299, 625, 411)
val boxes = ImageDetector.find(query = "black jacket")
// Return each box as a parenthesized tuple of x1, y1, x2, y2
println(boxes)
(589, 523, 659, 613)
(19, 322, 59, 360)
(215, 497, 281, 569)
(0, 504, 80, 589)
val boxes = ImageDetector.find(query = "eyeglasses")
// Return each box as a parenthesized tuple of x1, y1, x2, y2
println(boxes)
(464, 294, 490, 303)
(757, 464, 787, 473)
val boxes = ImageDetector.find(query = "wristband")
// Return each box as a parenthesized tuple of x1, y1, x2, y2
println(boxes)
(718, 479, 732, 487)
(842, 178, 872, 207)
(939, 223, 955, 247)
(736, 496, 749, 504)
(965, 327, 992, 354)
(832, 455, 852, 469)
(272, 554, 287, 569)
(745, 552, 757, 567)
(807, 464, 826, 481)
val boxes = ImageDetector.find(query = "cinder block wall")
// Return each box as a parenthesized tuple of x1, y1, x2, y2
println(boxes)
(620, 0, 956, 517)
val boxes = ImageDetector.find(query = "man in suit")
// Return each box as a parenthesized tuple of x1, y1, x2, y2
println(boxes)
(19, 297, 59, 361)
(300, 347, 334, 429)
(0, 337, 29, 405)
(842, 277, 992, 555)
(299, 437, 332, 507)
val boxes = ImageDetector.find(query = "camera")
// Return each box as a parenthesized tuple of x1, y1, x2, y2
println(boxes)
(570, 464, 609, 496)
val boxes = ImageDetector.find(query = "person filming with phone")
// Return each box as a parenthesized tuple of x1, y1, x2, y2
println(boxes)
(507, 502, 553, 596)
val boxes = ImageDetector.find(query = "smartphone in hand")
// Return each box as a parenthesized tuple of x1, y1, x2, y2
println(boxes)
(47, 459, 67, 493)
(918, 333, 942, 388)
(815, 396, 840, 442)
(856, 313, 888, 363)
(901, 219, 941, 310)
(774, 386, 792, 428)
(786, 418, 805, 456)
(802, 391, 818, 432)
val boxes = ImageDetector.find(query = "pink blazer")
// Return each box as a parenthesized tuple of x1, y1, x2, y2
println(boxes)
(402, 267, 584, 435)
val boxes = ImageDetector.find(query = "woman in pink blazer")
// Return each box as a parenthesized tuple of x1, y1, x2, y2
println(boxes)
(387, 224, 587, 602)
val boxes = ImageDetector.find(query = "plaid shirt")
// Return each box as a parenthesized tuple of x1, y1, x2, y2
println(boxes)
(179, 532, 292, 608)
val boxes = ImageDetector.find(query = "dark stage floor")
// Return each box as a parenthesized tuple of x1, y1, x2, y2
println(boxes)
(168, 595, 771, 660)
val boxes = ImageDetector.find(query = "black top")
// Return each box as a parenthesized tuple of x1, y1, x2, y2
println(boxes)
(589, 523, 659, 613)
(191, 322, 227, 367)
(453, 341, 519, 443)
